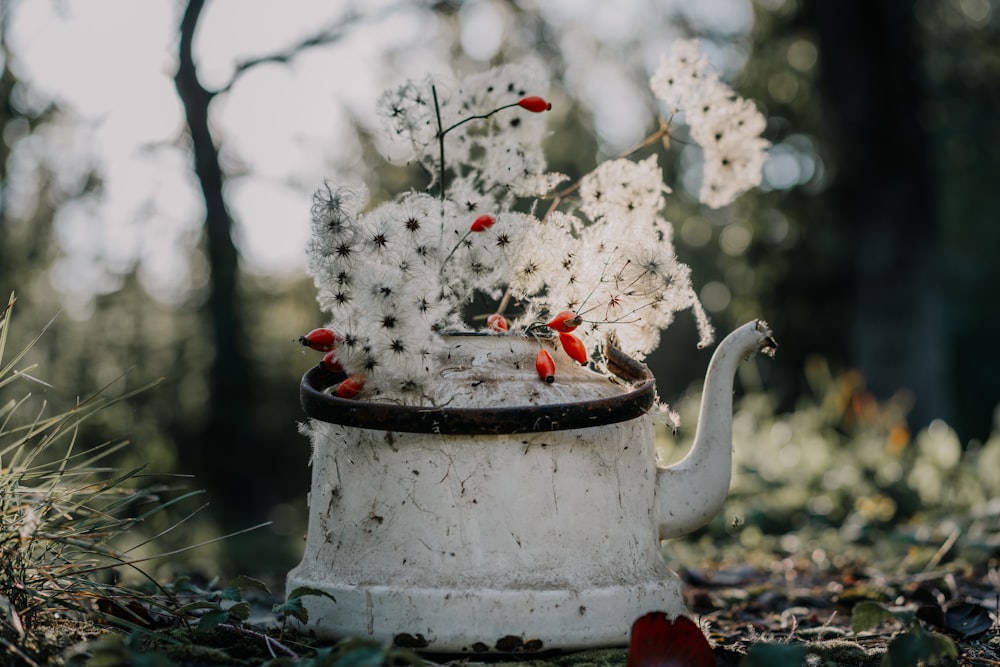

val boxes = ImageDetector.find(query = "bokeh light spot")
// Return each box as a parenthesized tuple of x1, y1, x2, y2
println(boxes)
(787, 39, 818, 72)
(700, 280, 732, 312)
(460, 1, 505, 61)
(680, 216, 713, 247)
(719, 223, 752, 256)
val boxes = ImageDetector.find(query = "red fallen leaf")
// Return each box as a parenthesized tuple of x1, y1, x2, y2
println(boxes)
(627, 612, 714, 667)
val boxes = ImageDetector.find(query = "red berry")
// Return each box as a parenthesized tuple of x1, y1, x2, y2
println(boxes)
(470, 214, 496, 232)
(321, 349, 344, 373)
(559, 332, 588, 365)
(535, 349, 556, 384)
(300, 327, 339, 351)
(517, 96, 552, 113)
(334, 374, 366, 399)
(546, 310, 581, 333)
(486, 313, 509, 332)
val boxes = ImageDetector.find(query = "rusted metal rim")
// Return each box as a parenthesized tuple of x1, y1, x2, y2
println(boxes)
(300, 340, 655, 435)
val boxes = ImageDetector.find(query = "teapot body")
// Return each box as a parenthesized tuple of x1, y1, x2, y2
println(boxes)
(287, 333, 684, 652)
(288, 417, 682, 651)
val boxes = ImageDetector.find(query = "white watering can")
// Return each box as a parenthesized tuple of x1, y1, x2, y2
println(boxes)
(287, 320, 776, 653)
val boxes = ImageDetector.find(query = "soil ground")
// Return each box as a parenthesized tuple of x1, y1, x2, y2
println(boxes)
(12, 555, 997, 666)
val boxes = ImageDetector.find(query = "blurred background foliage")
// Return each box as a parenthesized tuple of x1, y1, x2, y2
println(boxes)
(662, 356, 1000, 574)
(0, 0, 998, 577)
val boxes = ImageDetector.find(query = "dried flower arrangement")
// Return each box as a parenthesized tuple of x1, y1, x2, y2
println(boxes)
(300, 40, 769, 409)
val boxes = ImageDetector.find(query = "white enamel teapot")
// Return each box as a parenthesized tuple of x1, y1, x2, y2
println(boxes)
(286, 320, 775, 653)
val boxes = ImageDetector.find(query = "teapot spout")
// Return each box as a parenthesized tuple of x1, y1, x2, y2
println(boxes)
(656, 320, 776, 540)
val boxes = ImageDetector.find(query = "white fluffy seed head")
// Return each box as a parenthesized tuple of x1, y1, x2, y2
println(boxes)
(308, 41, 764, 402)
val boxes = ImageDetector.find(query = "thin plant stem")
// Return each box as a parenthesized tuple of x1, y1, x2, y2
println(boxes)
(438, 101, 521, 136)
(440, 229, 472, 270)
(494, 118, 677, 319)
(431, 85, 525, 200)
(541, 117, 675, 223)
(495, 288, 513, 317)
(432, 84, 445, 200)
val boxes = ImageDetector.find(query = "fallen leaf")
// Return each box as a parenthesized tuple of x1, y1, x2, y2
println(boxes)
(943, 602, 994, 640)
(627, 612, 714, 667)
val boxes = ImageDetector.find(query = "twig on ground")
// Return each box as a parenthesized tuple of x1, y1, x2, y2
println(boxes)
(217, 623, 297, 659)
(925, 526, 961, 570)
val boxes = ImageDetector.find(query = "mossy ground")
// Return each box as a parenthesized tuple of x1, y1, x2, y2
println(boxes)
(10, 553, 997, 666)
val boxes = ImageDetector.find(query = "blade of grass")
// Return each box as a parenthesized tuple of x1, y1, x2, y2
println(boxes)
(0, 310, 61, 388)
(72, 521, 273, 577)
(0, 292, 15, 370)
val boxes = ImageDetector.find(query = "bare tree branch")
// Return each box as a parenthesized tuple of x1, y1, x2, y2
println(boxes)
(213, 2, 416, 95)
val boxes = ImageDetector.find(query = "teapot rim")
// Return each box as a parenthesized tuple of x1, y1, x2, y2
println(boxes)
(300, 335, 655, 435)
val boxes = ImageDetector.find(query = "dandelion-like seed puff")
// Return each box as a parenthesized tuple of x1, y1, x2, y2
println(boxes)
(650, 39, 771, 208)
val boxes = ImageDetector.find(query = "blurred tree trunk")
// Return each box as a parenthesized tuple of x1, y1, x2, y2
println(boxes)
(1, 19, 68, 318)
(802, 0, 950, 429)
(175, 0, 255, 524)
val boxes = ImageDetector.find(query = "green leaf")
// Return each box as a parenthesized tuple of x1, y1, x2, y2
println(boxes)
(217, 586, 242, 602)
(740, 642, 807, 667)
(273, 596, 309, 624)
(175, 600, 221, 615)
(275, 586, 338, 625)
(888, 606, 917, 626)
(883, 623, 958, 666)
(170, 576, 207, 596)
(228, 601, 251, 620)
(852, 601, 896, 634)
(229, 574, 272, 596)
(196, 608, 231, 633)
(288, 586, 337, 603)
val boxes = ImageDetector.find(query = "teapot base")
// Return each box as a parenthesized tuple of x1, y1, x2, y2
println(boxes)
(285, 570, 686, 653)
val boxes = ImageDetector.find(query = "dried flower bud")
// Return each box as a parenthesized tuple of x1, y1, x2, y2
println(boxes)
(558, 332, 588, 365)
(335, 374, 366, 399)
(517, 96, 552, 113)
(546, 311, 581, 333)
(535, 348, 556, 383)
(470, 214, 496, 232)
(487, 313, 509, 332)
(300, 327, 339, 351)
(321, 349, 344, 373)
